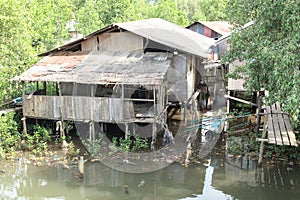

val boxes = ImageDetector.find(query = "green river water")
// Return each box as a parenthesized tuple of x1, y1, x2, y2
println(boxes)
(1, 152, 300, 200)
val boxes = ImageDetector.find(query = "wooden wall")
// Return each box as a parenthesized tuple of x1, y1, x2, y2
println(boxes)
(23, 95, 135, 122)
(23, 91, 165, 123)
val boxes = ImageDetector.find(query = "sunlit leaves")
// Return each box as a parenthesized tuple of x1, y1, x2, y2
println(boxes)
(224, 0, 300, 129)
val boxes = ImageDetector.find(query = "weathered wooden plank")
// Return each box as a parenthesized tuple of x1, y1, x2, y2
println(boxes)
(109, 98, 123, 122)
(47, 96, 54, 118)
(266, 106, 276, 144)
(271, 104, 283, 145)
(94, 98, 111, 122)
(282, 115, 298, 146)
(274, 102, 298, 147)
(275, 103, 290, 145)
(123, 101, 135, 120)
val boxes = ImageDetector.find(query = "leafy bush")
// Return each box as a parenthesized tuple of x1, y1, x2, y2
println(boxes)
(0, 113, 20, 158)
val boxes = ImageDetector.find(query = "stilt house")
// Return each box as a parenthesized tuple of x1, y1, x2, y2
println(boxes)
(13, 18, 214, 146)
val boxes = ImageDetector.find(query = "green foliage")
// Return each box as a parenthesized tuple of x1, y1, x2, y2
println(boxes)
(176, 0, 228, 23)
(0, 113, 20, 158)
(224, 0, 300, 129)
(25, 125, 51, 153)
(110, 132, 149, 153)
(149, 0, 189, 26)
(132, 136, 149, 151)
(82, 132, 107, 157)
(29, 0, 74, 51)
(75, 0, 103, 35)
(67, 141, 81, 158)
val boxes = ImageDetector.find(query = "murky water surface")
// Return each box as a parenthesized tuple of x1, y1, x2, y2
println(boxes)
(1, 153, 300, 200)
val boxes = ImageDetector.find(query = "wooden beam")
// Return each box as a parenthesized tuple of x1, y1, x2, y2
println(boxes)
(57, 82, 65, 138)
(224, 94, 257, 106)
(90, 84, 95, 140)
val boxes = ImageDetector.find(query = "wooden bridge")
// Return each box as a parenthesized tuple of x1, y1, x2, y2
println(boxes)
(265, 103, 297, 146)
(258, 102, 298, 164)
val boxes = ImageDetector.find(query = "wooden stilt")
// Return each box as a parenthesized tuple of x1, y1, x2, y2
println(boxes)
(89, 121, 95, 140)
(255, 92, 262, 135)
(57, 82, 65, 139)
(22, 117, 27, 135)
(226, 91, 230, 114)
(90, 84, 95, 140)
(65, 121, 69, 136)
(224, 90, 231, 132)
(125, 123, 129, 139)
(132, 123, 136, 137)
(258, 128, 267, 166)
(258, 93, 267, 166)
(100, 123, 104, 133)
(43, 82, 47, 95)
(78, 156, 84, 174)
(151, 122, 157, 151)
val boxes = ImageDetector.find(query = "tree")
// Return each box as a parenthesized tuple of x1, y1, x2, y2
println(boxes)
(176, 0, 228, 23)
(75, 0, 103, 35)
(149, 0, 189, 26)
(96, 0, 131, 25)
(30, 0, 74, 51)
(224, 0, 300, 129)
(0, 0, 37, 103)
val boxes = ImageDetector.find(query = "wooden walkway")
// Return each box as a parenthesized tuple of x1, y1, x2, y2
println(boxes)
(265, 102, 297, 146)
(258, 102, 298, 165)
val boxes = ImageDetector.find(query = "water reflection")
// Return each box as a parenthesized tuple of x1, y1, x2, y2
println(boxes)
(1, 155, 300, 200)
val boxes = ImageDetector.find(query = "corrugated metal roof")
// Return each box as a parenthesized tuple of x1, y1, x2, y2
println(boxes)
(187, 21, 232, 36)
(115, 18, 214, 58)
(39, 18, 214, 58)
(199, 21, 231, 36)
(14, 51, 172, 85)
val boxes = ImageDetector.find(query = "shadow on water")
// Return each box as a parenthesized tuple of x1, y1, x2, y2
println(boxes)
(1, 149, 300, 200)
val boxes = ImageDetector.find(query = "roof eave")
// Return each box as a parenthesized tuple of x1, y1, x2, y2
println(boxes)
(38, 24, 115, 57)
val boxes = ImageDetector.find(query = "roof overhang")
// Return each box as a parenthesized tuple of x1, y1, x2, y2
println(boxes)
(13, 51, 173, 85)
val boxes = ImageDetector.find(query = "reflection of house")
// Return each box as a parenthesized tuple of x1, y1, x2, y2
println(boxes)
(13, 18, 214, 147)
(84, 162, 205, 200)
(212, 155, 300, 200)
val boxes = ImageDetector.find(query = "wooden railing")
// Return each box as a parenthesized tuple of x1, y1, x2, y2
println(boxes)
(23, 95, 139, 122)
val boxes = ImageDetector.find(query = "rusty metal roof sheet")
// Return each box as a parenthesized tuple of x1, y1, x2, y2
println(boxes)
(14, 51, 172, 85)
(199, 21, 232, 36)
(187, 21, 232, 36)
